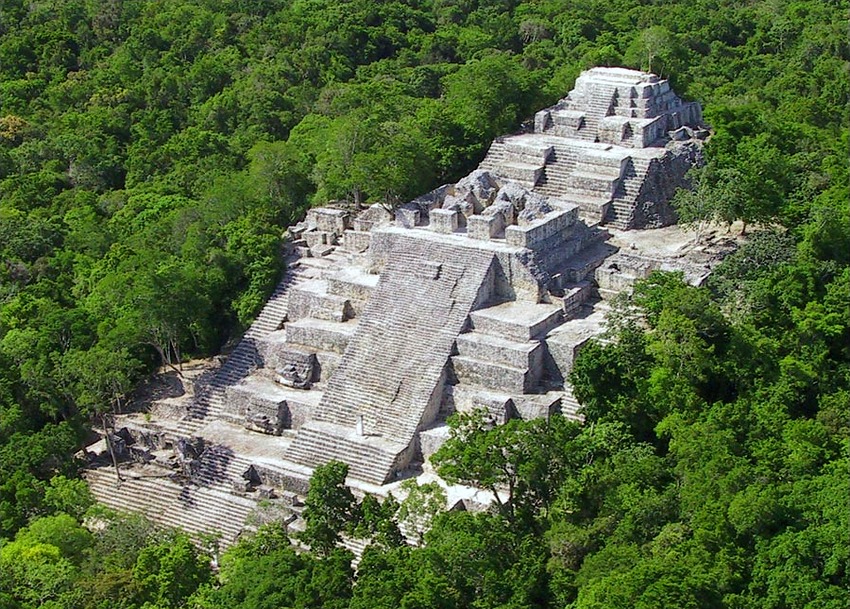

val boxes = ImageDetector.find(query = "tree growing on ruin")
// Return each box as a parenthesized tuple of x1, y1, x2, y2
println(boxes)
(432, 410, 581, 523)
(397, 480, 447, 544)
(300, 460, 361, 556)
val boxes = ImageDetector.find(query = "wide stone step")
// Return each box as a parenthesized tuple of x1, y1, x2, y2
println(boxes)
(86, 467, 258, 546)
(493, 161, 544, 186)
(503, 139, 554, 164)
(455, 331, 543, 370)
(326, 267, 379, 316)
(573, 163, 622, 180)
(287, 280, 353, 323)
(566, 171, 618, 196)
(284, 318, 357, 354)
(452, 355, 537, 394)
(470, 301, 563, 341)
(285, 423, 402, 485)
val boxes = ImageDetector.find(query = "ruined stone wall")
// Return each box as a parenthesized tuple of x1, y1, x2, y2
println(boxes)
(632, 141, 703, 228)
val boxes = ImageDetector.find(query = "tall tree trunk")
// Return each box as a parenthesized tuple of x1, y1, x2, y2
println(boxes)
(102, 414, 123, 483)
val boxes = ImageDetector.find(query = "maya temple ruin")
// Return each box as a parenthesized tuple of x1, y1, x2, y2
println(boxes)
(85, 67, 729, 548)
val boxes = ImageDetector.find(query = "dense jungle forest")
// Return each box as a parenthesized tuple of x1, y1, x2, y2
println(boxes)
(0, 0, 847, 607)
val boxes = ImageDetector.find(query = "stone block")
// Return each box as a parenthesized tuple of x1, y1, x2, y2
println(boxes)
(303, 231, 330, 248)
(454, 170, 499, 207)
(561, 281, 592, 319)
(310, 243, 334, 257)
(341, 230, 371, 253)
(552, 109, 586, 130)
(544, 333, 593, 380)
(443, 191, 480, 217)
(497, 161, 543, 186)
(455, 332, 543, 370)
(505, 208, 578, 249)
(430, 208, 459, 234)
(470, 301, 563, 342)
(307, 207, 350, 234)
(634, 115, 665, 147)
(594, 253, 659, 291)
(226, 382, 289, 435)
(566, 172, 618, 197)
(504, 140, 553, 164)
(578, 147, 629, 175)
(669, 126, 692, 141)
(452, 355, 536, 394)
(326, 268, 378, 310)
(314, 351, 341, 382)
(284, 318, 356, 354)
(513, 393, 561, 420)
(352, 203, 393, 232)
(418, 425, 450, 462)
(258, 339, 316, 379)
(287, 281, 352, 323)
(452, 386, 515, 424)
(467, 214, 502, 240)
(272, 358, 316, 390)
(395, 206, 420, 229)
(534, 109, 552, 133)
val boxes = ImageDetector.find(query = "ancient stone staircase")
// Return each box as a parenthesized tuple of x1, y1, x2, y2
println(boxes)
(567, 84, 617, 141)
(284, 422, 404, 484)
(189, 255, 318, 423)
(449, 300, 566, 424)
(220, 251, 378, 431)
(481, 128, 660, 231)
(85, 466, 260, 546)
(604, 156, 654, 229)
(535, 141, 579, 198)
(559, 384, 583, 420)
(479, 138, 551, 188)
(285, 235, 497, 484)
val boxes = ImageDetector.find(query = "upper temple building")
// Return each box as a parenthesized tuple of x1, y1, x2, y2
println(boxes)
(479, 66, 705, 229)
(84, 68, 719, 548)
(536, 67, 703, 146)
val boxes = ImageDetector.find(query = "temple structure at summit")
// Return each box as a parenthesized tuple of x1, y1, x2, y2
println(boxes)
(479, 66, 704, 229)
(85, 68, 721, 547)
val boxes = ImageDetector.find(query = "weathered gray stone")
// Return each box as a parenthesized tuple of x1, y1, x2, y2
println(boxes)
(442, 191, 480, 218)
(352, 203, 394, 232)
(307, 207, 350, 234)
(454, 169, 500, 208)
(430, 208, 460, 234)
(395, 205, 420, 229)
(303, 231, 331, 248)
